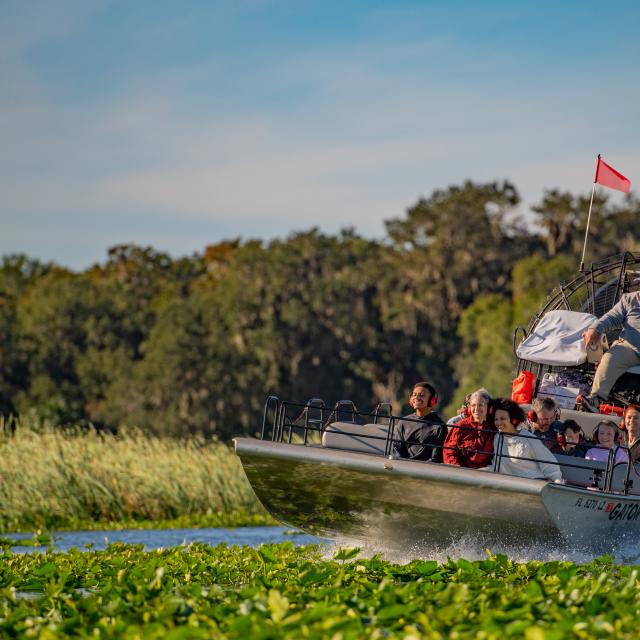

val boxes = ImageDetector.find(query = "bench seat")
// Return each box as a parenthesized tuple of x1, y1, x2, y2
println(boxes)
(322, 421, 389, 455)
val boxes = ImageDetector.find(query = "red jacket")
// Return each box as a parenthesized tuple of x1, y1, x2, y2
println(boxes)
(443, 418, 495, 468)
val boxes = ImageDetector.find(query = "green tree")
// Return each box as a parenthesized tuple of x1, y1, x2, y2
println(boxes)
(383, 180, 532, 403)
(99, 231, 401, 436)
(511, 254, 577, 326)
(0, 255, 52, 414)
(531, 189, 640, 265)
(447, 293, 514, 414)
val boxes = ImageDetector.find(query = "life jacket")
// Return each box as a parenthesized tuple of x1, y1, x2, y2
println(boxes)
(511, 371, 536, 404)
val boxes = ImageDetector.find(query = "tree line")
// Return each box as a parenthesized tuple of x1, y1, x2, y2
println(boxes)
(1, 181, 638, 439)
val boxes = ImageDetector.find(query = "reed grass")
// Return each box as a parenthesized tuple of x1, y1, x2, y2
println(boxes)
(0, 418, 269, 532)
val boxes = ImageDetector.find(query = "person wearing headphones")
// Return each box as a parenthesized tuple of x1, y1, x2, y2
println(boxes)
(393, 382, 447, 462)
(443, 388, 495, 468)
(487, 398, 563, 482)
(550, 420, 587, 458)
(529, 397, 563, 451)
(585, 420, 628, 463)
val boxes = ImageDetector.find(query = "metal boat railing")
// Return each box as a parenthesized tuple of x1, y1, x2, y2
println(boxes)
(259, 396, 640, 496)
(372, 402, 392, 424)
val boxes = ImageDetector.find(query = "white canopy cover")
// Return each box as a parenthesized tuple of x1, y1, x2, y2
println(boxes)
(516, 310, 597, 366)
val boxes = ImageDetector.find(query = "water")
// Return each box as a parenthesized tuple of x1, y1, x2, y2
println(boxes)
(327, 533, 640, 566)
(7, 527, 640, 565)
(7, 526, 322, 553)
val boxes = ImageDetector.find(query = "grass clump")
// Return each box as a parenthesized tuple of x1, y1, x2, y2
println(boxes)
(0, 420, 270, 531)
(0, 543, 639, 638)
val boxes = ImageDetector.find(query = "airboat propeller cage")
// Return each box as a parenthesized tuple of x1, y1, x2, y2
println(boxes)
(515, 252, 640, 406)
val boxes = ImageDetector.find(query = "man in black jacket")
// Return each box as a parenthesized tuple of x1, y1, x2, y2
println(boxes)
(394, 382, 447, 462)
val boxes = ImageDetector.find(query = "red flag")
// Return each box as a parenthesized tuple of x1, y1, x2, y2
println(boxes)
(594, 156, 631, 193)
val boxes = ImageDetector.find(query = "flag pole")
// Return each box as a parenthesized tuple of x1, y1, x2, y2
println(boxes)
(579, 154, 600, 272)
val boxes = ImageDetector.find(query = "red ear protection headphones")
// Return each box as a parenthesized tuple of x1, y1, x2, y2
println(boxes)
(427, 385, 438, 408)
(528, 407, 559, 424)
(559, 421, 584, 447)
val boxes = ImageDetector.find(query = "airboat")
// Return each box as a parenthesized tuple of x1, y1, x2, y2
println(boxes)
(235, 253, 640, 551)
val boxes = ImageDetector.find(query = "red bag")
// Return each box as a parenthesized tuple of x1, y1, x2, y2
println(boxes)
(511, 371, 536, 404)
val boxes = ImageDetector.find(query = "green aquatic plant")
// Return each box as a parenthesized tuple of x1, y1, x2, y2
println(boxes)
(0, 543, 638, 638)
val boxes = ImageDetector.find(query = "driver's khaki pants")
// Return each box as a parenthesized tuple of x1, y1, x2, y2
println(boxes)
(592, 339, 640, 398)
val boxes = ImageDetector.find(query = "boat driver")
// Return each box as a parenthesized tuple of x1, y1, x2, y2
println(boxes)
(393, 382, 447, 462)
(581, 291, 640, 412)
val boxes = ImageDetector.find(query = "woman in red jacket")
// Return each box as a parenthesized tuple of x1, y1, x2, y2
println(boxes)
(443, 388, 495, 468)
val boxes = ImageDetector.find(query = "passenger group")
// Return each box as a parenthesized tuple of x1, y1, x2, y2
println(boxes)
(394, 381, 640, 482)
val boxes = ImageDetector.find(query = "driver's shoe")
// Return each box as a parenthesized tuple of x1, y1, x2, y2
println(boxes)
(579, 394, 601, 413)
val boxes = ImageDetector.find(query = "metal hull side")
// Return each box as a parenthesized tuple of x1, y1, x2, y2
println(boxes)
(234, 438, 557, 548)
(541, 484, 640, 549)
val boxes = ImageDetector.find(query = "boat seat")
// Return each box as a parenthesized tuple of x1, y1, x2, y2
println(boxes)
(558, 408, 621, 439)
(554, 454, 606, 488)
(519, 404, 621, 439)
(515, 310, 596, 366)
(322, 421, 389, 455)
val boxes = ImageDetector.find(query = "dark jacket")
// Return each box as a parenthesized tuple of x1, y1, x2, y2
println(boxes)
(532, 420, 564, 451)
(394, 411, 447, 462)
(550, 443, 588, 458)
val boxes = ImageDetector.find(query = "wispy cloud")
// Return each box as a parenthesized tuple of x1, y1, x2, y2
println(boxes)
(1, 0, 639, 268)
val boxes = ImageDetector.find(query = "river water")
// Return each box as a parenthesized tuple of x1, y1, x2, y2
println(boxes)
(7, 526, 322, 553)
(7, 527, 640, 564)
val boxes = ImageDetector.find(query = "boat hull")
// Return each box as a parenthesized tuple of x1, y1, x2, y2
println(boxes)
(235, 438, 640, 551)
(541, 483, 640, 549)
(235, 438, 558, 547)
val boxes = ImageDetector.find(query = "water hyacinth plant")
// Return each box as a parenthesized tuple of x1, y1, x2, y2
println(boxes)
(1, 542, 639, 638)
(0, 420, 269, 531)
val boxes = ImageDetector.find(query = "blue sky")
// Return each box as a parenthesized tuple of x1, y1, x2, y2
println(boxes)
(1, 0, 638, 269)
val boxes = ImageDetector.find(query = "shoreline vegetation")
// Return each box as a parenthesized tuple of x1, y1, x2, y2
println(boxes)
(0, 419, 273, 533)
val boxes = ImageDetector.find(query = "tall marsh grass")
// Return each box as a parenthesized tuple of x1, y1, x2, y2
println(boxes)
(0, 418, 265, 531)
